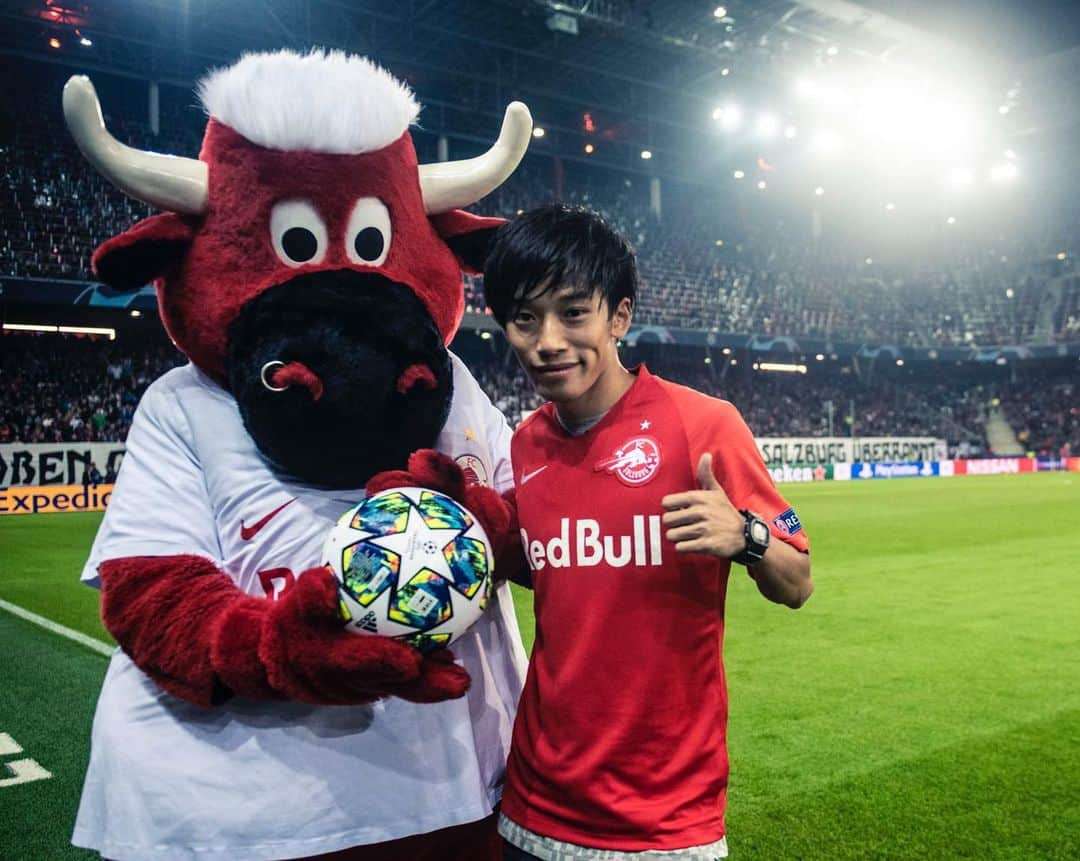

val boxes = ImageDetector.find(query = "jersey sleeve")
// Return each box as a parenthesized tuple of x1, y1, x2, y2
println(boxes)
(678, 394, 809, 553)
(82, 380, 221, 587)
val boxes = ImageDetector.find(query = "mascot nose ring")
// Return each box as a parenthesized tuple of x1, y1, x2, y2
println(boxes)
(260, 360, 289, 392)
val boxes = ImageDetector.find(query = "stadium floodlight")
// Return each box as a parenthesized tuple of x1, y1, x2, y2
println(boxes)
(896, 359, 904, 366)
(865, 257, 873, 264)
(884, 202, 896, 211)
(756, 114, 779, 137)
(1004, 148, 1017, 160)
(946, 167, 974, 188)
(704, 356, 712, 364)
(1005, 288, 1015, 298)
(718, 104, 742, 130)
(826, 45, 839, 56)
(722, 347, 732, 355)
(640, 149, 653, 160)
(733, 169, 745, 179)
(815, 353, 825, 361)
(946, 216, 957, 224)
(532, 127, 546, 138)
(715, 239, 724, 246)
(49, 37, 61, 49)
(714, 5, 727, 18)
(758, 362, 808, 374)
(989, 162, 1017, 182)
(584, 143, 595, 154)
(814, 186, 825, 196)
(130, 310, 141, 317)
(479, 331, 492, 340)
(998, 104, 1010, 114)
(712, 106, 724, 120)
(79, 36, 93, 47)
(757, 180, 767, 190)
(784, 124, 798, 139)
(1057, 252, 1067, 260)
(721, 67, 731, 77)
(811, 129, 842, 155)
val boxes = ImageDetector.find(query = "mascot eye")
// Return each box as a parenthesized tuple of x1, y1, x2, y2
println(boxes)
(270, 199, 328, 267)
(345, 197, 391, 266)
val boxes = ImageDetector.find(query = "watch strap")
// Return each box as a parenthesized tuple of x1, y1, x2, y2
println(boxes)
(732, 508, 769, 566)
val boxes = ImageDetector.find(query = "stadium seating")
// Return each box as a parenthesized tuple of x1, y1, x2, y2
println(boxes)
(1, 61, 1077, 457)
(7, 333, 1075, 457)
(2, 63, 1076, 348)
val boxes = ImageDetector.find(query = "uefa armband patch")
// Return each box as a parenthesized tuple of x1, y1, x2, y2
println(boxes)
(773, 507, 803, 536)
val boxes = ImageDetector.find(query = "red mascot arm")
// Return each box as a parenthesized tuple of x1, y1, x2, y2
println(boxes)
(99, 555, 470, 708)
(366, 449, 531, 588)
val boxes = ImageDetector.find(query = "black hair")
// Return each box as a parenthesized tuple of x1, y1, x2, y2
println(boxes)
(483, 203, 638, 326)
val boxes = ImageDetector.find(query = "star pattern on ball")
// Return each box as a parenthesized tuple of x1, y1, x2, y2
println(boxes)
(366, 501, 463, 583)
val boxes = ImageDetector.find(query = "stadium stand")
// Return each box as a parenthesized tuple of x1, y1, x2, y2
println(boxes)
(2, 60, 1077, 349)
(4, 332, 1076, 457)
(0, 334, 182, 444)
(1, 60, 1076, 459)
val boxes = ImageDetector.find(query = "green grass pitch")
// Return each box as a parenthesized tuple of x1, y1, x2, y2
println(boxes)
(1, 473, 1078, 859)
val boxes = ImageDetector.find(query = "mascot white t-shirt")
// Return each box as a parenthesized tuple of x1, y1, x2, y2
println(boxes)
(73, 354, 527, 861)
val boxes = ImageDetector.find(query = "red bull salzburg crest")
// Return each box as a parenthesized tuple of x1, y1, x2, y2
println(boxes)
(593, 437, 661, 486)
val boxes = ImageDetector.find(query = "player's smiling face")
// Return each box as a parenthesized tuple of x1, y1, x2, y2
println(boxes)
(506, 282, 633, 420)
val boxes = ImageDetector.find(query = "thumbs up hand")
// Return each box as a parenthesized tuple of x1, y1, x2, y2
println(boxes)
(661, 453, 750, 558)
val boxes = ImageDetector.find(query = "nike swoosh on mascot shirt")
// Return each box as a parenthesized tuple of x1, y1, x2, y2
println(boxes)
(240, 499, 297, 541)
(520, 465, 548, 485)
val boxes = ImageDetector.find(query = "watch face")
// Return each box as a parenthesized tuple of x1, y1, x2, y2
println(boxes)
(750, 521, 770, 544)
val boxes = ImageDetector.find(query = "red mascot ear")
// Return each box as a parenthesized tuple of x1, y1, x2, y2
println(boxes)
(92, 212, 197, 291)
(430, 210, 505, 275)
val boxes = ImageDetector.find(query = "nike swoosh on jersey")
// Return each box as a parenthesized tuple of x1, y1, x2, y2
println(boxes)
(240, 498, 297, 541)
(520, 465, 548, 485)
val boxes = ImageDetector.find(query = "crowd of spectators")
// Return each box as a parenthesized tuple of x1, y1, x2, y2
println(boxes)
(999, 375, 1080, 457)
(4, 333, 1077, 458)
(2, 63, 1077, 459)
(0, 335, 182, 445)
(470, 352, 995, 454)
(3, 67, 1076, 351)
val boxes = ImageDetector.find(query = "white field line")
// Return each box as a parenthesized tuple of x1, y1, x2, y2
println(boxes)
(0, 598, 113, 657)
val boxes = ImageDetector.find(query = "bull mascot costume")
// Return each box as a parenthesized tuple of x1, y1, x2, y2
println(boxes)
(65, 50, 531, 861)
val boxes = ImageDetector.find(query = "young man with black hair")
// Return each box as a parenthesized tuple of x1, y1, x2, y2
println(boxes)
(484, 204, 814, 861)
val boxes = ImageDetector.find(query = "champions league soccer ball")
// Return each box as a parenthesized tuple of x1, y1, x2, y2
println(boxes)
(321, 487, 494, 651)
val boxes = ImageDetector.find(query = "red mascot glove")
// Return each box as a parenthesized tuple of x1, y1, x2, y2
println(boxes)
(366, 449, 525, 583)
(99, 555, 470, 708)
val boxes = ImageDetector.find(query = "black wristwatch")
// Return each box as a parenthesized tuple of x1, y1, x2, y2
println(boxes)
(732, 509, 770, 566)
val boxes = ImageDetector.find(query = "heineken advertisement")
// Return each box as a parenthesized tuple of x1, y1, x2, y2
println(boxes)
(756, 436, 947, 467)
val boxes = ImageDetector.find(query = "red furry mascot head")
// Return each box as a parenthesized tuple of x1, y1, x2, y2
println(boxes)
(64, 49, 531, 486)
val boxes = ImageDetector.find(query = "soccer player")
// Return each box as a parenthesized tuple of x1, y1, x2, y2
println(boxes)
(483, 204, 814, 860)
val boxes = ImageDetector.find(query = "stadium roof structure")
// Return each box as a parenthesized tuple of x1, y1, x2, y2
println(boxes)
(2, 0, 1079, 178)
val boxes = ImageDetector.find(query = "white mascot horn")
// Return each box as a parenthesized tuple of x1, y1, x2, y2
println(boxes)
(418, 101, 532, 214)
(63, 75, 209, 215)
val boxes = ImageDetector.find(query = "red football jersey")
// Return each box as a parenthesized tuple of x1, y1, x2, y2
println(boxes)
(502, 366, 809, 851)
